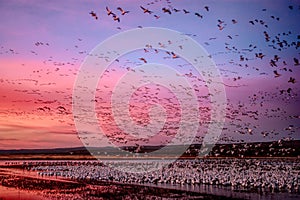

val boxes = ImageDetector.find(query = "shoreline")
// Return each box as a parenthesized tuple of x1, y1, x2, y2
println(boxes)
(0, 155, 299, 161)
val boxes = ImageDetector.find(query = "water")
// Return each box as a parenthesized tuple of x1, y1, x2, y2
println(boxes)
(143, 183, 300, 200)
(0, 185, 43, 200)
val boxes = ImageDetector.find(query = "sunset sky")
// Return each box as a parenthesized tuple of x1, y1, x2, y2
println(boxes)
(0, 0, 299, 149)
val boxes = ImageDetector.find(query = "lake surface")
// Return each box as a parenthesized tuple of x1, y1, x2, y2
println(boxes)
(0, 185, 43, 200)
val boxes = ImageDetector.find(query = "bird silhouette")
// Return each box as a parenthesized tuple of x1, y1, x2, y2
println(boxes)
(288, 77, 296, 83)
(140, 6, 153, 14)
(232, 19, 237, 24)
(117, 7, 130, 15)
(89, 11, 98, 20)
(293, 58, 299, 66)
(154, 15, 160, 19)
(183, 9, 190, 14)
(139, 58, 147, 63)
(273, 70, 281, 77)
(195, 13, 203, 18)
(112, 14, 120, 22)
(106, 7, 114, 16)
(162, 7, 172, 14)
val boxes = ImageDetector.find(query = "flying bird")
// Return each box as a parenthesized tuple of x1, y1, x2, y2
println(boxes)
(171, 52, 179, 59)
(89, 11, 98, 20)
(154, 15, 160, 19)
(106, 7, 114, 16)
(57, 106, 66, 110)
(273, 70, 281, 77)
(274, 55, 280, 61)
(112, 14, 120, 22)
(232, 19, 237, 24)
(218, 19, 225, 24)
(217, 24, 224, 30)
(117, 7, 130, 15)
(195, 13, 203, 18)
(288, 77, 296, 84)
(140, 6, 153, 14)
(270, 60, 277, 67)
(139, 58, 147, 63)
(162, 7, 172, 14)
(183, 9, 190, 14)
(37, 107, 45, 112)
(294, 58, 299, 66)
(255, 53, 265, 59)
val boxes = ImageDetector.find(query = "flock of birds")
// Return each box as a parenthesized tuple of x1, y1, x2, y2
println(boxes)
(89, 4, 212, 22)
(22, 159, 300, 194)
(90, 6, 130, 22)
(0, 0, 299, 152)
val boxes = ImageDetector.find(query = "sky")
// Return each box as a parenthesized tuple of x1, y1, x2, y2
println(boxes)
(0, 0, 299, 150)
